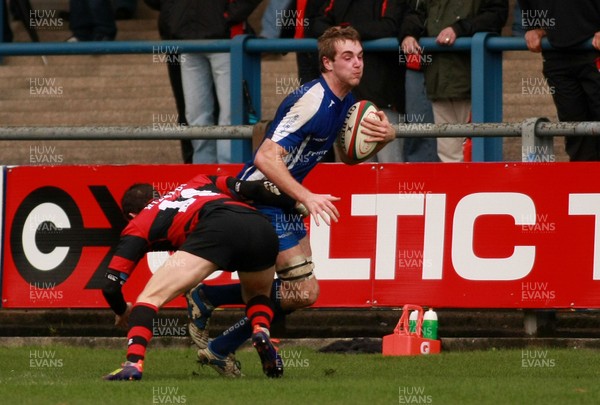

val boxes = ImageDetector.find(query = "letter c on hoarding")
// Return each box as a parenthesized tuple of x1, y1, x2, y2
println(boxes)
(10, 187, 84, 285)
(452, 192, 536, 280)
(420, 342, 430, 354)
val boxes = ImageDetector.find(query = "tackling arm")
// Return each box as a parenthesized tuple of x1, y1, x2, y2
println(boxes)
(102, 269, 132, 327)
(254, 139, 340, 225)
(102, 270, 129, 316)
(214, 175, 297, 208)
(103, 233, 148, 326)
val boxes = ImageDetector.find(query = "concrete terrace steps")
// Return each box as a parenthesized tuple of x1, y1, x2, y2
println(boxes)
(0, 4, 184, 164)
(1, 53, 168, 67)
(0, 78, 169, 94)
(0, 140, 183, 166)
(0, 111, 175, 126)
(0, 97, 173, 113)
(1, 1, 290, 164)
(1, 85, 173, 102)
(0, 57, 175, 75)
(501, 47, 562, 160)
(497, 44, 555, 122)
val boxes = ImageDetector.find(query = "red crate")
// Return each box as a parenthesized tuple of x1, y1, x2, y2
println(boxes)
(382, 305, 441, 356)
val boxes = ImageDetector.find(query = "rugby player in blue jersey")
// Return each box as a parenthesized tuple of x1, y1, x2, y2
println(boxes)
(186, 26, 397, 377)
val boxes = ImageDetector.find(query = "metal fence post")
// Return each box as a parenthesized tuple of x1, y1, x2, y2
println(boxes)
(522, 119, 556, 336)
(521, 117, 553, 162)
(230, 35, 261, 163)
(471, 32, 503, 161)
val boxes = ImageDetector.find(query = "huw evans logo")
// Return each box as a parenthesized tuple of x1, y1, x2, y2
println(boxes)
(152, 386, 187, 403)
(29, 350, 63, 368)
(29, 77, 63, 97)
(398, 386, 432, 404)
(29, 9, 64, 29)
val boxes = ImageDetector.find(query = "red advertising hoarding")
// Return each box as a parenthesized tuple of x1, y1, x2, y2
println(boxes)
(2, 165, 239, 309)
(3, 163, 600, 309)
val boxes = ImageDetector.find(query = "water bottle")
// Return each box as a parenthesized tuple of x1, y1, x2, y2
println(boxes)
(422, 309, 438, 339)
(408, 310, 419, 333)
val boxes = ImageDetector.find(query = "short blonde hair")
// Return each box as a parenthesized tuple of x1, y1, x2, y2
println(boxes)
(318, 26, 362, 73)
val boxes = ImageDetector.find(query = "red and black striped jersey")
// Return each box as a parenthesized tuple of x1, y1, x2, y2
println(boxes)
(107, 174, 250, 277)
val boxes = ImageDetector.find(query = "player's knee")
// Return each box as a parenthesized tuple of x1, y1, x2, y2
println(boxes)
(276, 256, 319, 309)
(278, 279, 319, 310)
(302, 279, 320, 307)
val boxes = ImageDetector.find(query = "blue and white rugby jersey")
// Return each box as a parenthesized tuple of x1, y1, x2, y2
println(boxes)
(239, 76, 355, 183)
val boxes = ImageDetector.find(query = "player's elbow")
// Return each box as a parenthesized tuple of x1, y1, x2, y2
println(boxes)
(254, 139, 284, 173)
(254, 149, 270, 171)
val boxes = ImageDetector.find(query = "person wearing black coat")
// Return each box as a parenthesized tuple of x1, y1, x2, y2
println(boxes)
(520, 0, 600, 161)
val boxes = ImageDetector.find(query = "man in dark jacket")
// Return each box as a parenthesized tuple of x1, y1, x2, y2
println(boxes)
(520, 0, 600, 161)
(68, 0, 117, 41)
(161, 0, 261, 164)
(400, 0, 508, 162)
(310, 0, 406, 162)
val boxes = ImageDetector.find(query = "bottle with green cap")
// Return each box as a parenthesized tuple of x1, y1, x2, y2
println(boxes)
(422, 308, 438, 339)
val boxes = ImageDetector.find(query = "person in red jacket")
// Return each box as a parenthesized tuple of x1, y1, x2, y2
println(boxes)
(102, 174, 296, 380)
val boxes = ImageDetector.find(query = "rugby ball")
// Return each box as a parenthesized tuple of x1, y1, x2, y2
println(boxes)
(338, 100, 380, 162)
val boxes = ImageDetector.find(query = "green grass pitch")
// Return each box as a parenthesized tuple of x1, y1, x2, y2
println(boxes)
(0, 345, 599, 404)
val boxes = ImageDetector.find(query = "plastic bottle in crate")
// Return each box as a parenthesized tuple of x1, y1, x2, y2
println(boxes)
(409, 310, 418, 333)
(422, 309, 438, 339)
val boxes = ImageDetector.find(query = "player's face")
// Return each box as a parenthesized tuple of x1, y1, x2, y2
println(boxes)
(329, 40, 363, 88)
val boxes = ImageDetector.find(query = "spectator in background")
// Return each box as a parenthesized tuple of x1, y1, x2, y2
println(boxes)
(259, 0, 293, 39)
(511, 1, 525, 37)
(310, 0, 406, 162)
(143, 0, 192, 163)
(400, 0, 508, 162)
(400, 0, 439, 163)
(519, 0, 600, 161)
(115, 0, 138, 20)
(162, 0, 261, 164)
(295, 0, 328, 85)
(3, 0, 13, 43)
(68, 0, 117, 41)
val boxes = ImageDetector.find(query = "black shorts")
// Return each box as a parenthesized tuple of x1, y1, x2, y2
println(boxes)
(179, 206, 278, 273)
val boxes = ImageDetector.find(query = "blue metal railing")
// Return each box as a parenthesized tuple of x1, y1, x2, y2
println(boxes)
(0, 32, 594, 162)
